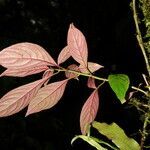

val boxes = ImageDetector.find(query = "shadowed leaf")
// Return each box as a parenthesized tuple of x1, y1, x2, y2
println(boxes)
(65, 64, 80, 78)
(87, 78, 96, 89)
(79, 62, 103, 74)
(71, 135, 107, 150)
(92, 121, 140, 150)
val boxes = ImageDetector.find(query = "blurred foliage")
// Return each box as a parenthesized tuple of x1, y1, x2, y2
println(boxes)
(139, 0, 150, 61)
(92, 121, 140, 150)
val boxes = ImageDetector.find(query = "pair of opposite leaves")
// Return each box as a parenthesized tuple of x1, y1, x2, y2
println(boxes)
(0, 24, 103, 135)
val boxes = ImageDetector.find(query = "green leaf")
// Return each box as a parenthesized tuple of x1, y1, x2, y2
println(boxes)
(108, 74, 130, 103)
(91, 137, 119, 150)
(92, 121, 140, 150)
(71, 135, 107, 150)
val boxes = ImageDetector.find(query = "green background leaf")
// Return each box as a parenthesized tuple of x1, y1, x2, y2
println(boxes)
(71, 135, 107, 150)
(108, 74, 130, 103)
(92, 121, 140, 150)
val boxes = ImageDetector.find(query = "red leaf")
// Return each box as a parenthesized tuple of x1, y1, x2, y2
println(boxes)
(79, 62, 103, 74)
(0, 42, 57, 69)
(26, 79, 68, 116)
(67, 24, 88, 67)
(80, 89, 99, 135)
(0, 66, 49, 77)
(0, 77, 48, 117)
(65, 64, 80, 78)
(42, 69, 54, 86)
(42, 69, 53, 79)
(87, 77, 96, 89)
(57, 46, 71, 65)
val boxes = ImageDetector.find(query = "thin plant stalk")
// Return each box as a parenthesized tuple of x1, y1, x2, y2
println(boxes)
(132, 0, 150, 77)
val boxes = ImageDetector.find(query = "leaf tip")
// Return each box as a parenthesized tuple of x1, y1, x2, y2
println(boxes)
(70, 23, 75, 29)
(25, 109, 34, 117)
(25, 110, 30, 117)
(0, 73, 3, 77)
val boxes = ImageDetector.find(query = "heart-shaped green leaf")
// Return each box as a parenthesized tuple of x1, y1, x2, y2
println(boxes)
(108, 74, 130, 103)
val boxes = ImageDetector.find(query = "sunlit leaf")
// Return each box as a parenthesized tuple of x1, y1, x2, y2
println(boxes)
(108, 74, 130, 103)
(79, 62, 103, 74)
(80, 89, 99, 135)
(87, 77, 96, 89)
(26, 79, 68, 116)
(71, 135, 107, 150)
(0, 66, 49, 77)
(65, 64, 80, 78)
(0, 77, 48, 117)
(0, 42, 57, 69)
(67, 23, 88, 67)
(92, 121, 140, 150)
(57, 46, 71, 65)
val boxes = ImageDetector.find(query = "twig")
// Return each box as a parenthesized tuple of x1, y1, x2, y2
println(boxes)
(140, 114, 149, 150)
(132, 1, 150, 148)
(53, 67, 148, 96)
(54, 67, 108, 82)
(131, 86, 148, 96)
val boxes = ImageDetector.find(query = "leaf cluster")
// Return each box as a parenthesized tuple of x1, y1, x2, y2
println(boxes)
(0, 23, 146, 149)
(0, 24, 104, 135)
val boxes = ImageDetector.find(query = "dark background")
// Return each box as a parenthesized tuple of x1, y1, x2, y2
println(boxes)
(0, 0, 146, 149)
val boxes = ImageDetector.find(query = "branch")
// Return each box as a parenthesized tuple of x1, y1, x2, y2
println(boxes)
(53, 67, 149, 96)
(131, 86, 148, 96)
(132, 0, 150, 77)
(140, 113, 150, 150)
(54, 67, 108, 82)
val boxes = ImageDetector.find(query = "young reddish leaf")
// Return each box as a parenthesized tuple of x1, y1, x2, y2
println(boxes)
(0, 42, 57, 69)
(80, 89, 99, 135)
(67, 24, 88, 67)
(79, 62, 104, 74)
(0, 77, 48, 117)
(87, 77, 96, 89)
(0, 66, 49, 77)
(42, 69, 54, 86)
(128, 91, 135, 99)
(65, 64, 80, 78)
(57, 46, 71, 65)
(26, 79, 68, 116)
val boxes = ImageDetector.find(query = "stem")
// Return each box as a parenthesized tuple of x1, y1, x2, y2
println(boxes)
(54, 67, 108, 82)
(53, 66, 150, 148)
(131, 86, 148, 96)
(140, 114, 149, 150)
(52, 67, 148, 96)
(132, 0, 150, 77)
(132, 1, 150, 148)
